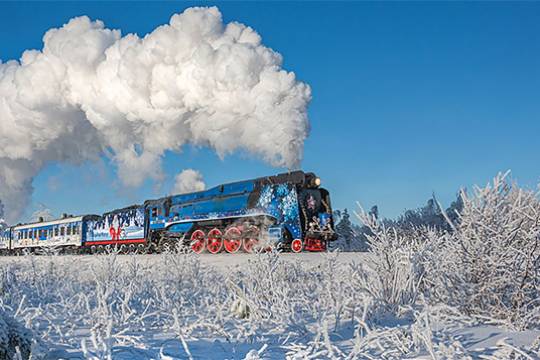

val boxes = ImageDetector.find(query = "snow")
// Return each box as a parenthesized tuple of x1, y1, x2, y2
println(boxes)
(0, 251, 538, 359)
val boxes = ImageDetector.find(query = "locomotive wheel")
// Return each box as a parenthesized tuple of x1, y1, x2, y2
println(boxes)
(291, 239, 303, 253)
(206, 228, 223, 254)
(120, 244, 128, 254)
(190, 230, 206, 254)
(128, 244, 136, 254)
(97, 245, 105, 254)
(242, 225, 260, 253)
(137, 244, 147, 254)
(223, 227, 242, 254)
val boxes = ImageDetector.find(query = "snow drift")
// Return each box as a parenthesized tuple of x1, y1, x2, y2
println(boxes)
(0, 6, 311, 222)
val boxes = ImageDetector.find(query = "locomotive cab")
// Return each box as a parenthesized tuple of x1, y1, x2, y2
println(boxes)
(297, 175, 337, 251)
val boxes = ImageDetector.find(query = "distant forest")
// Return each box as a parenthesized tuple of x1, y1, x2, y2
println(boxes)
(332, 192, 464, 251)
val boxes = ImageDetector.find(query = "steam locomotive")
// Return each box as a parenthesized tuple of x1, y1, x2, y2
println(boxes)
(0, 171, 337, 255)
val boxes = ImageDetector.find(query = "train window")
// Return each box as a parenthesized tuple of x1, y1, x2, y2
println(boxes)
(54, 227, 59, 237)
(49, 229, 53, 237)
(60, 227, 65, 236)
(151, 208, 158, 217)
(67, 226, 71, 236)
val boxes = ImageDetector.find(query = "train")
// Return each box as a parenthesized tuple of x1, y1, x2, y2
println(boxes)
(0, 171, 337, 255)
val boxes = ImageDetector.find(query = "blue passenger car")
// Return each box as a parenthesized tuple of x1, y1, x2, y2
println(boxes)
(0, 227, 11, 254)
(84, 206, 146, 253)
(11, 215, 97, 253)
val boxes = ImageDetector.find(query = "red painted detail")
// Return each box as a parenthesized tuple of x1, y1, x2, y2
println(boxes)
(304, 238, 327, 252)
(291, 239, 303, 253)
(191, 230, 206, 254)
(109, 227, 120, 241)
(223, 227, 242, 254)
(85, 238, 146, 246)
(206, 228, 223, 254)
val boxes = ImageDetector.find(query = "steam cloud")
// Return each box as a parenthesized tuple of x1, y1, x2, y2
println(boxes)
(172, 169, 206, 195)
(0, 7, 311, 222)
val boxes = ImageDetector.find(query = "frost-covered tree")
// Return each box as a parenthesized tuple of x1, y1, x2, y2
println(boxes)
(383, 194, 463, 232)
(429, 172, 540, 329)
(357, 171, 540, 330)
(335, 209, 355, 249)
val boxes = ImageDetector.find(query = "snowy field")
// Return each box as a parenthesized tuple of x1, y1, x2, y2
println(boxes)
(0, 250, 539, 359)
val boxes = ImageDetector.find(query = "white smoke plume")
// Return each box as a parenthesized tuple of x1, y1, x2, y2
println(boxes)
(0, 7, 311, 222)
(172, 169, 206, 195)
(30, 204, 54, 223)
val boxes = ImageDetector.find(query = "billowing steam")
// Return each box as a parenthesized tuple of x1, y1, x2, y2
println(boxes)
(30, 204, 54, 223)
(172, 169, 206, 195)
(0, 7, 311, 222)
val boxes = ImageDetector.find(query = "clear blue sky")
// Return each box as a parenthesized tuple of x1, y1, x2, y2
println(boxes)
(1, 2, 539, 220)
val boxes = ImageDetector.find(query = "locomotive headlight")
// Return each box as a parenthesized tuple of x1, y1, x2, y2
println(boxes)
(314, 177, 321, 187)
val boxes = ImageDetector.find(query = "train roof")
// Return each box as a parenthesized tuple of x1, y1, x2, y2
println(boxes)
(102, 204, 142, 216)
(13, 215, 87, 230)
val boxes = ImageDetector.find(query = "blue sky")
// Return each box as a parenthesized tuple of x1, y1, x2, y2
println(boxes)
(1, 2, 539, 221)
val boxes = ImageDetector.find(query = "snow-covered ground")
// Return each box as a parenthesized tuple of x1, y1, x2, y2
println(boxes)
(0, 251, 368, 271)
(0, 250, 538, 359)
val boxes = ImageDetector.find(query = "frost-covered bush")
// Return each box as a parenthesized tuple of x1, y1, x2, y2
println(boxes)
(356, 171, 540, 330)
(354, 208, 439, 323)
(432, 172, 540, 329)
(0, 308, 32, 360)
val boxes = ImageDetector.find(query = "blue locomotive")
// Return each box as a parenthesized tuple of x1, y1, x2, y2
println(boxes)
(0, 171, 336, 254)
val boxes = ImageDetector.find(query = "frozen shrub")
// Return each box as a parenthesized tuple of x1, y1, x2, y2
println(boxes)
(0, 309, 32, 360)
(432, 172, 540, 329)
(354, 207, 437, 322)
(357, 172, 540, 330)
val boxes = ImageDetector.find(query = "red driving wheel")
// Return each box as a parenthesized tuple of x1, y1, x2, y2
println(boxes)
(224, 227, 242, 254)
(206, 228, 223, 254)
(190, 230, 206, 254)
(291, 239, 303, 253)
